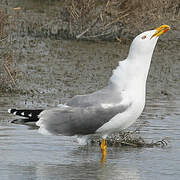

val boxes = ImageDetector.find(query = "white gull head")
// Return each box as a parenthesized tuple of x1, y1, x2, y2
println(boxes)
(110, 25, 170, 90)
(129, 25, 170, 60)
(128, 30, 158, 60)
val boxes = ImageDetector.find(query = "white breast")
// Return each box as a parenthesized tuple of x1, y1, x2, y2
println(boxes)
(96, 89, 145, 134)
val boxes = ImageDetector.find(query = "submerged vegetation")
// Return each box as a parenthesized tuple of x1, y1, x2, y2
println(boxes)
(90, 131, 168, 148)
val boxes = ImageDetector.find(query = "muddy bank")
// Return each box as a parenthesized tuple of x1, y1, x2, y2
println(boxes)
(5, 0, 180, 41)
(0, 0, 180, 95)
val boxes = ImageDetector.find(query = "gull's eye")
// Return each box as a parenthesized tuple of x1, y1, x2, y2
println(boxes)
(141, 35, 146, 39)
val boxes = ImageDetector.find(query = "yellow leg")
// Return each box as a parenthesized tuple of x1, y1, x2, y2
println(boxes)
(100, 139, 107, 163)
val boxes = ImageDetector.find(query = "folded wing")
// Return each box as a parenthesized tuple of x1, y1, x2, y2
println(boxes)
(37, 102, 131, 136)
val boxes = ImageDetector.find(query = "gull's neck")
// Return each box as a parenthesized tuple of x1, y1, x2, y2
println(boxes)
(109, 52, 153, 91)
(109, 38, 158, 91)
(127, 52, 153, 81)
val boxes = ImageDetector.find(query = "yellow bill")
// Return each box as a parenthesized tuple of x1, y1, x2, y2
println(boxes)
(151, 25, 170, 39)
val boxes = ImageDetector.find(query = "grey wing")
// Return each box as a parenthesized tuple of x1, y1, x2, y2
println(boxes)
(37, 103, 131, 136)
(66, 83, 122, 107)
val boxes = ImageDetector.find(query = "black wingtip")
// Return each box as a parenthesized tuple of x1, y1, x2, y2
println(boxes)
(8, 108, 43, 122)
(8, 108, 17, 115)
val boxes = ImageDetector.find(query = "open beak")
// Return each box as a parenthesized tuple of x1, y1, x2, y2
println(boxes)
(151, 25, 170, 39)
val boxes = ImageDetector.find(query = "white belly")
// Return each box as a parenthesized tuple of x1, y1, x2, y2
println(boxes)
(96, 100, 145, 134)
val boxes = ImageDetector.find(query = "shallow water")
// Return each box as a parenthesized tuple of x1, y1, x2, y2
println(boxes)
(0, 1, 180, 180)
